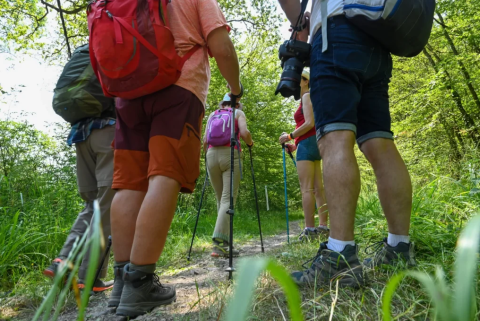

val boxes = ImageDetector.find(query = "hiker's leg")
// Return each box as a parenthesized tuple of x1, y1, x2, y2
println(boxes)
(317, 130, 359, 241)
(313, 160, 328, 226)
(78, 126, 116, 279)
(78, 186, 116, 279)
(207, 148, 225, 240)
(360, 138, 411, 235)
(58, 137, 99, 258)
(110, 190, 146, 262)
(129, 176, 181, 264)
(58, 192, 96, 259)
(212, 148, 240, 242)
(296, 160, 316, 228)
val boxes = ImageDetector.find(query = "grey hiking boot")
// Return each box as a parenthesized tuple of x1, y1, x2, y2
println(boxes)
(298, 228, 322, 242)
(211, 240, 239, 258)
(291, 242, 366, 288)
(363, 238, 416, 268)
(116, 263, 176, 317)
(316, 225, 330, 236)
(108, 262, 128, 308)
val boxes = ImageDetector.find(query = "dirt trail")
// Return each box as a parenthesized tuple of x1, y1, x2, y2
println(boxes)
(54, 221, 301, 321)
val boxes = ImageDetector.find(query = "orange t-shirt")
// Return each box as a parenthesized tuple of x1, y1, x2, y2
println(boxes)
(168, 0, 230, 106)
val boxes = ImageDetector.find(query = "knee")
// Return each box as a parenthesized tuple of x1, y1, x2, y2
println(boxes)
(360, 138, 396, 165)
(318, 131, 356, 159)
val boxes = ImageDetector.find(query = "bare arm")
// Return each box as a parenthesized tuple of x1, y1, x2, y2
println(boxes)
(203, 113, 214, 152)
(278, 0, 302, 26)
(279, 93, 314, 144)
(279, 0, 310, 42)
(292, 93, 314, 137)
(207, 27, 242, 95)
(237, 111, 253, 146)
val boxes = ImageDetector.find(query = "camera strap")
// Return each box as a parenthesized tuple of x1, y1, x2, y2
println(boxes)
(321, 0, 328, 52)
(290, 0, 310, 40)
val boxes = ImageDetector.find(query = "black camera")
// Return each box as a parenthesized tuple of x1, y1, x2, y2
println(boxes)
(275, 40, 311, 100)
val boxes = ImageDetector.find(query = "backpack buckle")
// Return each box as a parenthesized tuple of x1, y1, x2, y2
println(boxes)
(106, 10, 113, 19)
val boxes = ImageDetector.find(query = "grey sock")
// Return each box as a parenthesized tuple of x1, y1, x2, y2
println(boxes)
(130, 263, 156, 274)
(114, 261, 129, 268)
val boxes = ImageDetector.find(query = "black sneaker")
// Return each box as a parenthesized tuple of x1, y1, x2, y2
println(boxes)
(108, 264, 126, 307)
(116, 264, 176, 317)
(291, 242, 365, 288)
(363, 238, 416, 268)
(77, 279, 114, 293)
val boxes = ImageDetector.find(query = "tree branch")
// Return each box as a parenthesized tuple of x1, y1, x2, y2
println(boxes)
(56, 0, 72, 58)
(41, 0, 86, 14)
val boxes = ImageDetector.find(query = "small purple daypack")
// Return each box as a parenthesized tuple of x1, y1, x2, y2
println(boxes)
(207, 108, 232, 146)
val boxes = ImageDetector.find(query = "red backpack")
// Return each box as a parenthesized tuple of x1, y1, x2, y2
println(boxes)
(87, 0, 200, 99)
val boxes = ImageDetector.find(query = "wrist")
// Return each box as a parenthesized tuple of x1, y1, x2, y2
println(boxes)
(290, 132, 295, 139)
(230, 82, 243, 97)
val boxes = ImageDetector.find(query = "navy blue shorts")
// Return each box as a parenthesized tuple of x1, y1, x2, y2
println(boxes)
(296, 135, 321, 162)
(310, 15, 394, 145)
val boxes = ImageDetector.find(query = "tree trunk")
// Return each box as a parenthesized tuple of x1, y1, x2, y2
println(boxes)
(438, 113, 461, 162)
(423, 48, 479, 140)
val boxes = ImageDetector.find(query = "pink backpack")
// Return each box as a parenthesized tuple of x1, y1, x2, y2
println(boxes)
(207, 108, 233, 146)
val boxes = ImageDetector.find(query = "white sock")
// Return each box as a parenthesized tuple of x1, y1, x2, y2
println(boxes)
(327, 237, 355, 252)
(305, 227, 316, 232)
(387, 233, 410, 247)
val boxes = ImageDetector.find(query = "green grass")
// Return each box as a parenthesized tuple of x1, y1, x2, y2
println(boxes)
(0, 145, 479, 320)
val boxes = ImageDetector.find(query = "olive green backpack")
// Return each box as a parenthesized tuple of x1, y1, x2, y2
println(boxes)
(52, 44, 115, 124)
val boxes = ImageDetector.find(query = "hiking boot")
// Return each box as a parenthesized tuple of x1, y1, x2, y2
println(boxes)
(108, 263, 127, 307)
(116, 264, 176, 317)
(43, 258, 64, 278)
(316, 225, 330, 236)
(291, 242, 365, 288)
(363, 238, 416, 268)
(211, 240, 239, 258)
(77, 279, 114, 293)
(298, 228, 322, 242)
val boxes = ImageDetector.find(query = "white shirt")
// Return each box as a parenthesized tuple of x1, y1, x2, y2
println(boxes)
(310, 0, 344, 42)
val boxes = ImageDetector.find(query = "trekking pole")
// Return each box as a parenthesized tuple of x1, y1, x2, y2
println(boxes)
(248, 145, 264, 253)
(282, 144, 290, 243)
(91, 235, 112, 294)
(187, 161, 209, 261)
(226, 93, 239, 280)
(286, 147, 297, 168)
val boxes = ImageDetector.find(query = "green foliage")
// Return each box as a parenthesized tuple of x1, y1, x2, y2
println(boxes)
(226, 257, 304, 321)
(0, 116, 80, 289)
(383, 214, 480, 321)
(0, 210, 47, 288)
(32, 200, 101, 321)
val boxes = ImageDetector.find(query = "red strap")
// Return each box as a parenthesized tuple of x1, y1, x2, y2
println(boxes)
(113, 16, 178, 69)
(179, 45, 201, 66)
(113, 18, 123, 44)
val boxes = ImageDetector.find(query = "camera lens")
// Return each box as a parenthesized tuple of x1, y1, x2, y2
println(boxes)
(275, 58, 304, 100)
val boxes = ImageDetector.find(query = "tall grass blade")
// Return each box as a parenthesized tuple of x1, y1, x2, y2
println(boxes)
(77, 200, 101, 321)
(453, 214, 480, 320)
(225, 257, 304, 321)
(382, 271, 451, 321)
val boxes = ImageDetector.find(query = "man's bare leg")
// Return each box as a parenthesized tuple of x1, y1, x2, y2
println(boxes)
(130, 175, 181, 265)
(360, 138, 412, 237)
(318, 130, 360, 244)
(111, 190, 146, 262)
